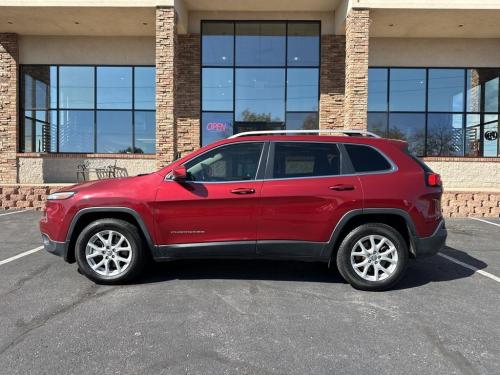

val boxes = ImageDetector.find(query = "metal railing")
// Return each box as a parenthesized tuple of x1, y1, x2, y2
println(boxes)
(228, 129, 381, 139)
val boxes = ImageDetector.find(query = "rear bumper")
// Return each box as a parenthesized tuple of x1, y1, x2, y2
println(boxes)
(411, 220, 447, 258)
(41, 233, 67, 259)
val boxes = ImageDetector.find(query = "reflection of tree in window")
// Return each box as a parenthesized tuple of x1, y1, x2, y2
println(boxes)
(240, 109, 281, 122)
(427, 123, 462, 156)
(117, 147, 144, 154)
(301, 114, 317, 130)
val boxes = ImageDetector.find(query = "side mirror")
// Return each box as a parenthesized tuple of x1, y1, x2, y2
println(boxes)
(172, 165, 188, 181)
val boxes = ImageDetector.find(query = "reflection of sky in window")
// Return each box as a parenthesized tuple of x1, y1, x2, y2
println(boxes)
(428, 69, 464, 112)
(202, 68, 233, 111)
(287, 69, 319, 111)
(389, 69, 426, 111)
(235, 69, 285, 122)
(368, 68, 388, 111)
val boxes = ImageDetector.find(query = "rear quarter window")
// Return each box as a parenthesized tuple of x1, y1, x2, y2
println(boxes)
(344, 144, 392, 173)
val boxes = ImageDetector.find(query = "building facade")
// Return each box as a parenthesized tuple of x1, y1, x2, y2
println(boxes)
(0, 0, 499, 216)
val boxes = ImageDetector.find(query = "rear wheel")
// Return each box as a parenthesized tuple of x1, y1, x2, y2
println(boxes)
(336, 223, 408, 291)
(75, 218, 146, 284)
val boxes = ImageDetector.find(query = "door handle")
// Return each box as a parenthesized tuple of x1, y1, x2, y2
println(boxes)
(231, 188, 256, 195)
(329, 184, 355, 191)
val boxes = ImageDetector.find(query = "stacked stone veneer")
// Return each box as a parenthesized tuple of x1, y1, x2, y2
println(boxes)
(344, 8, 369, 130)
(319, 35, 346, 130)
(156, 7, 177, 169)
(176, 34, 200, 157)
(0, 33, 18, 184)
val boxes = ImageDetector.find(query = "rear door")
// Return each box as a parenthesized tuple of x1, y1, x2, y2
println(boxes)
(256, 141, 363, 257)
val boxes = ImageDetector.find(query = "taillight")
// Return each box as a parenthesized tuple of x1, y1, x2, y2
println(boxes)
(426, 173, 442, 187)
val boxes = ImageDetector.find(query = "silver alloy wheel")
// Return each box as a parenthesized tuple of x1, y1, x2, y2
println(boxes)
(350, 234, 398, 282)
(85, 230, 132, 277)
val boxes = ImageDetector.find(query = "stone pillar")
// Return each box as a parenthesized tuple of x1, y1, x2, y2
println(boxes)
(0, 33, 18, 184)
(319, 35, 346, 130)
(344, 9, 370, 130)
(176, 34, 200, 157)
(155, 7, 177, 169)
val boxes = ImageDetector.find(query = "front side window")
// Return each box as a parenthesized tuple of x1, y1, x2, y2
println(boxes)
(201, 21, 320, 146)
(368, 67, 500, 157)
(21, 65, 155, 154)
(185, 142, 263, 182)
(272, 142, 341, 179)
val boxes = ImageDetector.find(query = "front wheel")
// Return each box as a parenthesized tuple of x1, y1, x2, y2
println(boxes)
(336, 223, 408, 291)
(75, 218, 146, 284)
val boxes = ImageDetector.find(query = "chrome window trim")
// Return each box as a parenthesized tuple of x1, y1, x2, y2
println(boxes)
(165, 140, 398, 183)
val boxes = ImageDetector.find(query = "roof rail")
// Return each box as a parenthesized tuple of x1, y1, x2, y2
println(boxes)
(228, 129, 381, 139)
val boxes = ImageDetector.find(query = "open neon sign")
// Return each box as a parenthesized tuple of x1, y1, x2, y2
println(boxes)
(206, 122, 228, 132)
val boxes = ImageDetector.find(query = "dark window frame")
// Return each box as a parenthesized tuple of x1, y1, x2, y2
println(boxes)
(368, 66, 500, 158)
(200, 20, 321, 147)
(19, 64, 156, 154)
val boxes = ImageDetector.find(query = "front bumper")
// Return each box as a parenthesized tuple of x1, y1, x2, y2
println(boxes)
(411, 220, 447, 258)
(41, 233, 67, 258)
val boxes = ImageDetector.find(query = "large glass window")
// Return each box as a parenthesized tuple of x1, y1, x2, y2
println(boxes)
(235, 68, 285, 122)
(201, 21, 321, 146)
(21, 65, 155, 154)
(368, 67, 500, 157)
(235, 22, 286, 67)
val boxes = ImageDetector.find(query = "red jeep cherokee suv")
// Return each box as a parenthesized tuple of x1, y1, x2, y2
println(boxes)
(40, 132, 447, 291)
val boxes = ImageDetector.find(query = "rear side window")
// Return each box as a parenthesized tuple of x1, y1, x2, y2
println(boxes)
(273, 142, 341, 179)
(345, 144, 392, 173)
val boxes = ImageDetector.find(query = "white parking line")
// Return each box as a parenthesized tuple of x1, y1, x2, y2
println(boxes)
(0, 246, 44, 266)
(0, 209, 32, 218)
(469, 217, 500, 228)
(438, 253, 500, 283)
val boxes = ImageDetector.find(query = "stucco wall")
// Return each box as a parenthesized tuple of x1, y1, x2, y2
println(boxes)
(19, 35, 155, 65)
(18, 157, 157, 184)
(370, 38, 500, 67)
(425, 161, 500, 190)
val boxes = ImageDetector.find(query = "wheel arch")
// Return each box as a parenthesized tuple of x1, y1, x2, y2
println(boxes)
(323, 208, 417, 260)
(64, 207, 155, 263)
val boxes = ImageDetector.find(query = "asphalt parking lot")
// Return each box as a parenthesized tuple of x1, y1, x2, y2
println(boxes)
(0, 211, 499, 375)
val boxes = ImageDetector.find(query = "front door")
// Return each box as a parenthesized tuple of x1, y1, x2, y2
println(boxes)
(256, 141, 363, 257)
(154, 141, 266, 256)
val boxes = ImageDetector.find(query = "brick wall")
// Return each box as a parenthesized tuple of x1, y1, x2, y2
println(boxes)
(344, 9, 369, 130)
(319, 35, 346, 130)
(176, 34, 200, 157)
(155, 7, 177, 169)
(0, 33, 18, 184)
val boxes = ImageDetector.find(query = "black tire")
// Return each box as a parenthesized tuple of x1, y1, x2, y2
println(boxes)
(75, 218, 146, 284)
(336, 223, 408, 291)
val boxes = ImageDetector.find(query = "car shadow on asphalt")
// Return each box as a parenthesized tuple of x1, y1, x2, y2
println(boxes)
(133, 246, 487, 290)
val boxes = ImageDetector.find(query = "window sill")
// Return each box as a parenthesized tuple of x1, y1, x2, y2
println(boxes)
(17, 153, 157, 159)
(421, 157, 500, 162)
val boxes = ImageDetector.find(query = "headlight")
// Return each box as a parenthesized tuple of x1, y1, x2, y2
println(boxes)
(47, 192, 75, 200)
